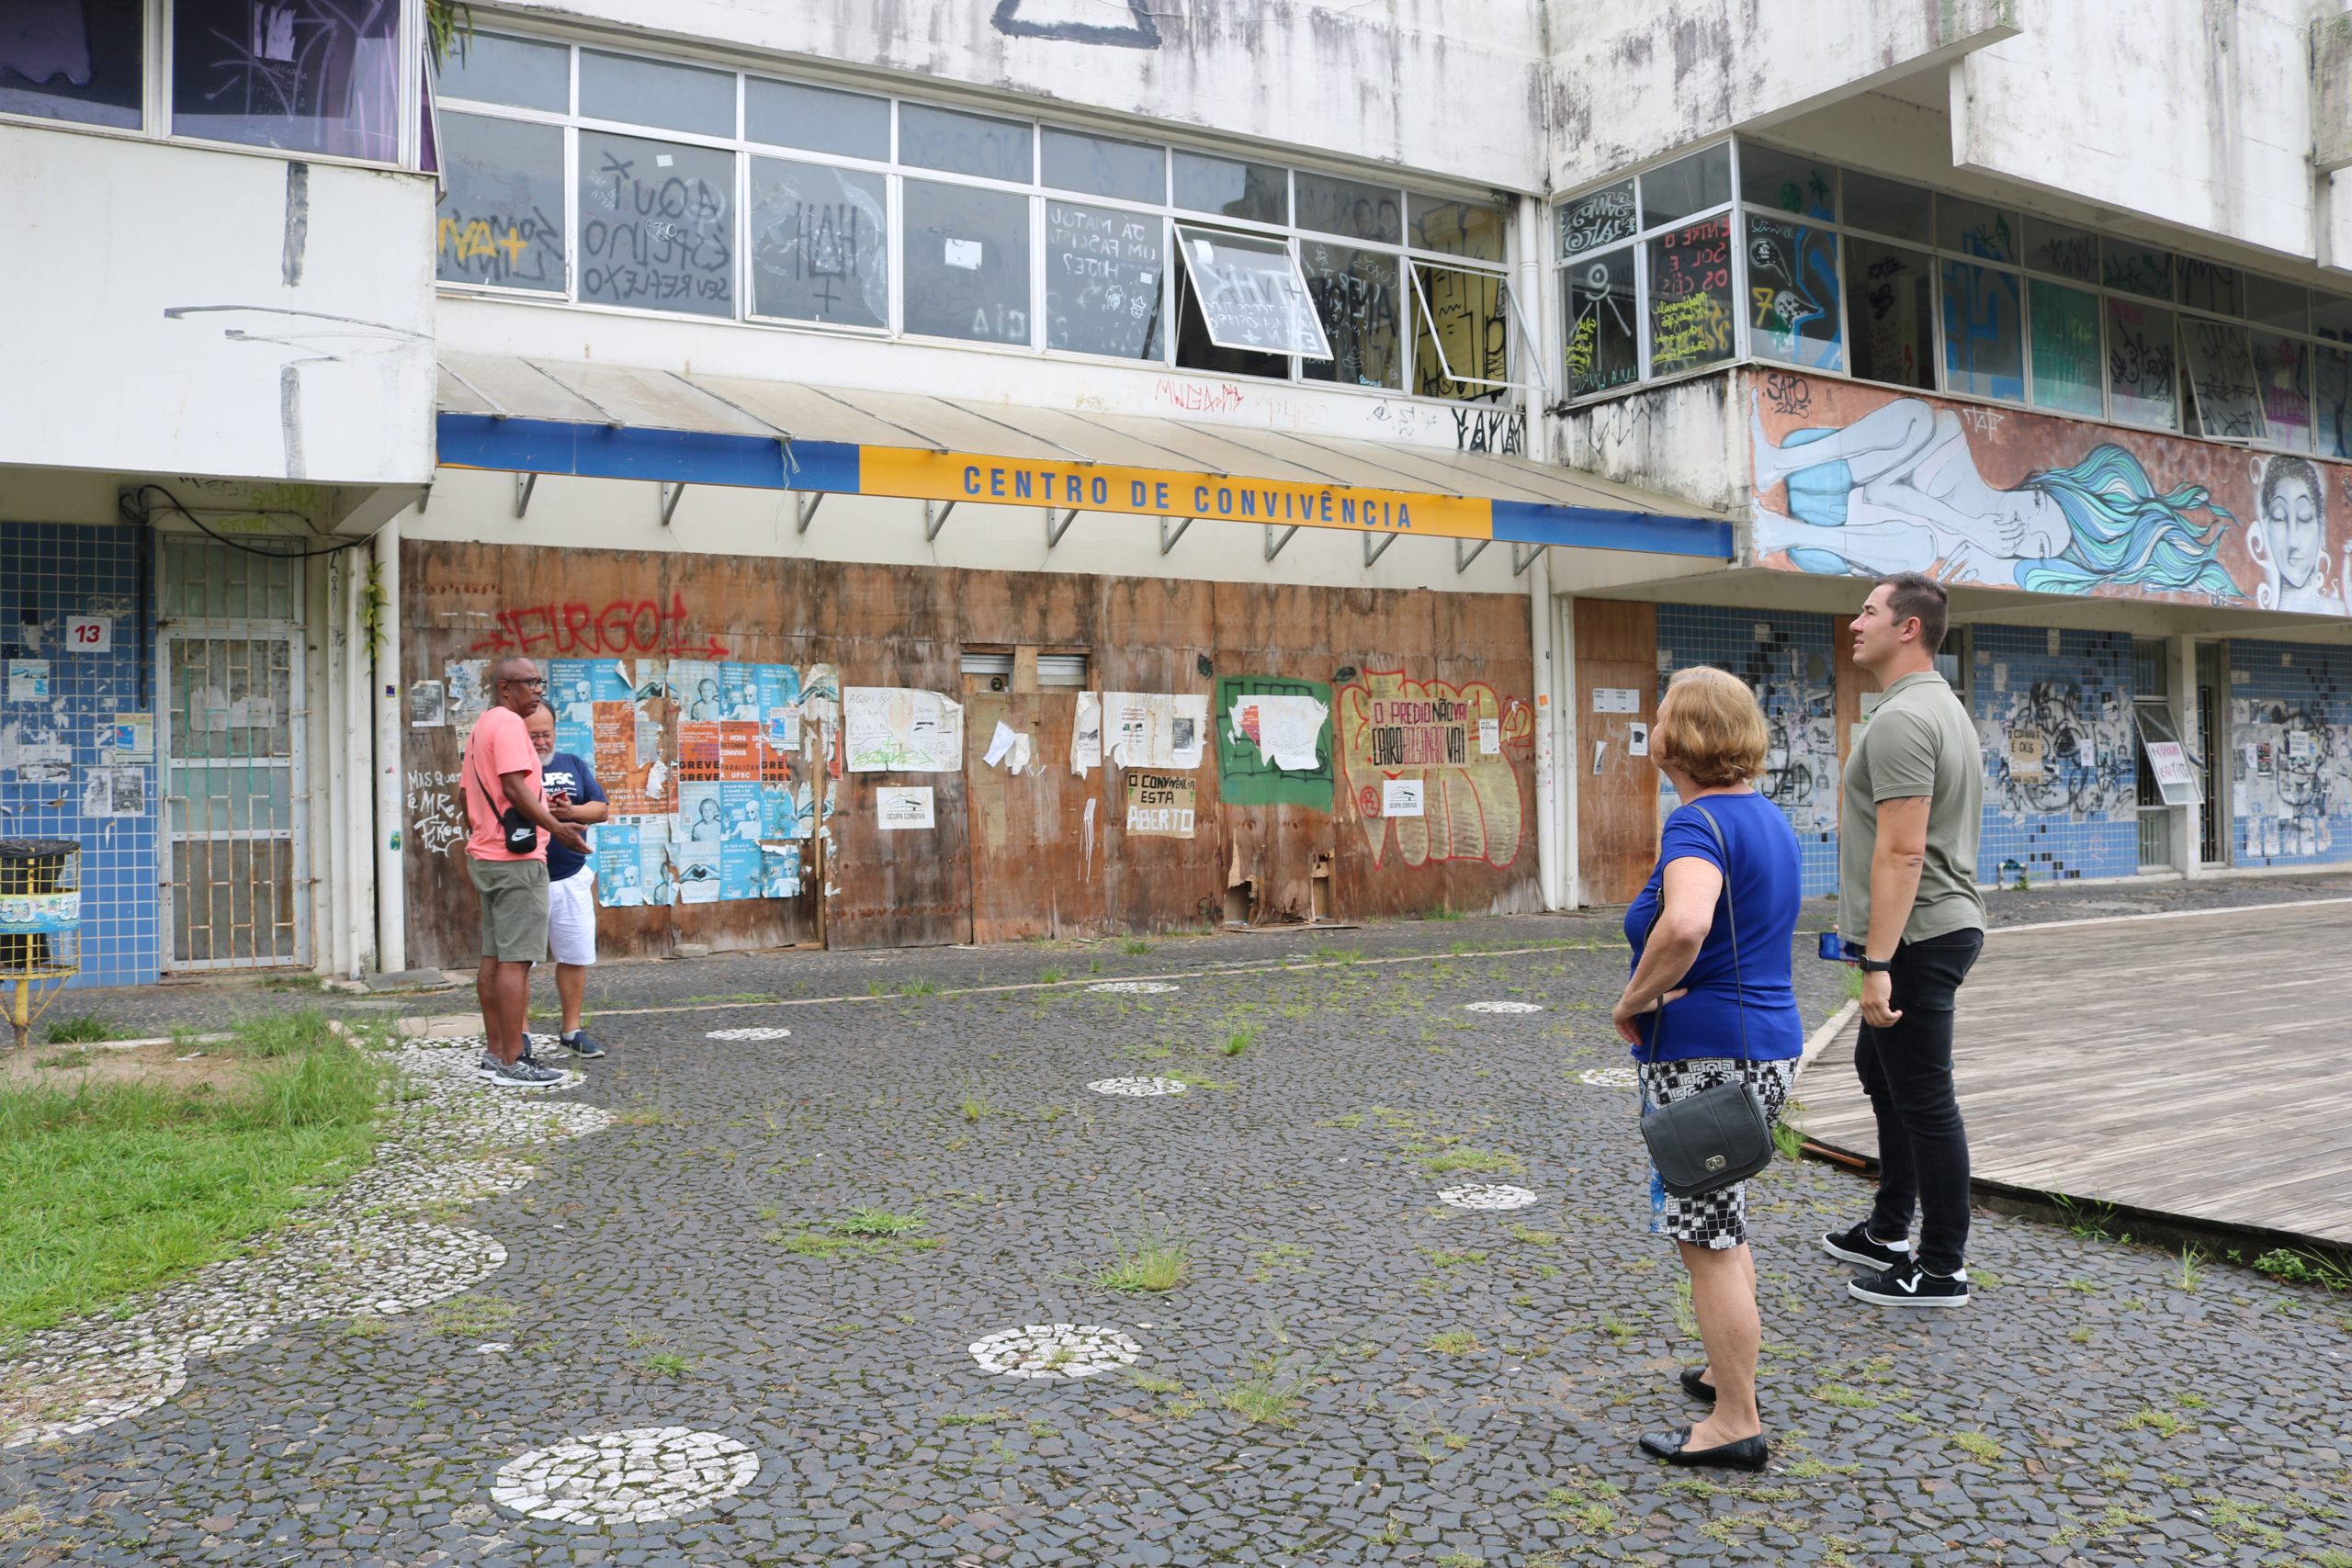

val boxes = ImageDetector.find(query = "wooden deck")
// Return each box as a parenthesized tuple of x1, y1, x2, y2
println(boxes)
(1794, 901, 2352, 1248)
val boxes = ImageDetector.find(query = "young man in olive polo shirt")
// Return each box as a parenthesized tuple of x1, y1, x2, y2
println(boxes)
(1826, 571, 1987, 1307)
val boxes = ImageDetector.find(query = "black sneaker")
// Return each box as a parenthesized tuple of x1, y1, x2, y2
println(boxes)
(1848, 1261, 1971, 1308)
(1822, 1223, 1913, 1270)
(560, 1030, 607, 1060)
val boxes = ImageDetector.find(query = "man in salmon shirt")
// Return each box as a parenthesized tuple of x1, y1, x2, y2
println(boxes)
(463, 657, 589, 1088)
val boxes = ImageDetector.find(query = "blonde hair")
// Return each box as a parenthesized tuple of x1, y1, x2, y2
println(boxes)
(1651, 666, 1768, 786)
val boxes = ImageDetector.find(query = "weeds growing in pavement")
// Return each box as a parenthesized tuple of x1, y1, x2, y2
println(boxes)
(1421, 1147, 1524, 1177)
(1038, 967, 1067, 984)
(959, 1096, 991, 1122)
(1120, 940, 1153, 955)
(831, 1205, 926, 1236)
(1426, 1329, 1479, 1355)
(41, 1015, 120, 1044)
(1949, 1430, 2005, 1462)
(900, 977, 940, 997)
(2050, 1191, 2130, 1243)
(2250, 1247, 2352, 1291)
(1770, 1119, 1805, 1161)
(637, 1352, 694, 1378)
(424, 1294, 516, 1337)
(2177, 1246, 2207, 1292)
(1220, 1026, 1255, 1057)
(1097, 1230, 1193, 1293)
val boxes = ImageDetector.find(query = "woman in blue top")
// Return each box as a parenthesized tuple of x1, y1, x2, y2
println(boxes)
(1612, 665, 1804, 1473)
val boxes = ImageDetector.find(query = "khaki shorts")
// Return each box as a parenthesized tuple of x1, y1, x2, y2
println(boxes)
(469, 856, 549, 964)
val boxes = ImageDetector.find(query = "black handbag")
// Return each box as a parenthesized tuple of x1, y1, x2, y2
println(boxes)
(1636, 804, 1775, 1199)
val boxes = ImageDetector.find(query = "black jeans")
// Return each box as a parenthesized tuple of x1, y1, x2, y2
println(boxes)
(1853, 929, 1984, 1275)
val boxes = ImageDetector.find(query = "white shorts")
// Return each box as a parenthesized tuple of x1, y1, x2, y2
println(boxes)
(547, 869, 597, 967)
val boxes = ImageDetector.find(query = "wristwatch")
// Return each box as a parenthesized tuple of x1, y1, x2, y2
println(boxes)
(1857, 956, 1894, 974)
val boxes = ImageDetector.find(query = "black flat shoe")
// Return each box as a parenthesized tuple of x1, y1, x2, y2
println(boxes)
(1638, 1427, 1770, 1472)
(1679, 1367, 1717, 1404)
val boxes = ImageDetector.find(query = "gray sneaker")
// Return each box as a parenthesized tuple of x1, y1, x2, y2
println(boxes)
(476, 1051, 505, 1079)
(485, 1055, 567, 1089)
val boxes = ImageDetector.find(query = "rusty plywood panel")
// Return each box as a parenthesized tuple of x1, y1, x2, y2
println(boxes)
(967, 690, 1107, 942)
(1575, 599, 1659, 906)
(1095, 577, 1222, 932)
(1831, 614, 1877, 838)
(1208, 582, 1342, 924)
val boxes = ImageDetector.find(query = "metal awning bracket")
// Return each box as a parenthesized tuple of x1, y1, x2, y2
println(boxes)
(796, 491, 824, 535)
(1159, 515, 1195, 556)
(660, 480, 686, 527)
(1046, 506, 1081, 548)
(1511, 541, 1542, 577)
(1264, 523, 1301, 562)
(1363, 530, 1400, 568)
(513, 471, 537, 519)
(1454, 537, 1492, 574)
(926, 499, 957, 541)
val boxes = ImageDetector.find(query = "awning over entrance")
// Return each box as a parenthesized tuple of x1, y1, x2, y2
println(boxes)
(434, 354, 1734, 563)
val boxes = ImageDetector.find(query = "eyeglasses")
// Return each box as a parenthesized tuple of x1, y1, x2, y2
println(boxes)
(499, 675, 547, 688)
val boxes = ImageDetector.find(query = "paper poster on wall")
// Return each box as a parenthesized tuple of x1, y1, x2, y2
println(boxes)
(6, 660, 51, 703)
(79, 767, 144, 818)
(1381, 777, 1427, 817)
(2, 722, 72, 782)
(544, 659, 616, 756)
(594, 823, 650, 906)
(845, 688, 965, 772)
(876, 784, 936, 829)
(1628, 721, 1650, 758)
(1478, 716, 1501, 755)
(408, 680, 447, 728)
(719, 779, 766, 898)
(1123, 771, 1196, 837)
(2142, 739, 2200, 806)
(2007, 731, 2046, 779)
(1104, 691, 1208, 769)
(594, 682, 673, 818)
(757, 663, 804, 757)
(107, 713, 153, 760)
(1590, 686, 1640, 714)
(1070, 691, 1103, 775)
(763, 781, 814, 840)
(445, 660, 491, 732)
(1215, 676, 1334, 808)
(759, 840, 804, 898)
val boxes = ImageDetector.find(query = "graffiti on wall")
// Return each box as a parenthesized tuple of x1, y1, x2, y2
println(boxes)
(1983, 682, 2134, 824)
(1748, 377, 2352, 613)
(2233, 699, 2348, 859)
(467, 592, 730, 660)
(1336, 670, 1524, 869)
(991, 0, 1161, 46)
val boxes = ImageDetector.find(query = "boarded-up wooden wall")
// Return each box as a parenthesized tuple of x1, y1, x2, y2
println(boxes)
(1574, 599, 1660, 905)
(400, 544, 1541, 966)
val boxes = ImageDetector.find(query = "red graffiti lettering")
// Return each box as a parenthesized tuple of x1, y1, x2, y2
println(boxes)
(469, 591, 729, 660)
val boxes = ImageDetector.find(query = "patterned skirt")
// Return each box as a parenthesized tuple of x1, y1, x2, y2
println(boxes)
(1641, 1056, 1799, 1248)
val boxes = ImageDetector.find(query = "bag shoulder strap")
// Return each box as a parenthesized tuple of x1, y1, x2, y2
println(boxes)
(1643, 801, 1751, 1069)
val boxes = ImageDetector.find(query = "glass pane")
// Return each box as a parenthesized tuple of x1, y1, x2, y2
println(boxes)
(579, 50, 733, 137)
(1841, 170, 1930, 243)
(2028, 280, 2104, 417)
(899, 103, 1031, 182)
(1937, 197, 2017, 264)
(2180, 319, 2266, 440)
(2245, 276, 2308, 333)
(1558, 180, 1635, 259)
(1295, 242, 1399, 388)
(169, 764, 293, 835)
(1045, 200, 1164, 359)
(2176, 257, 2239, 316)
(2317, 346, 2352, 458)
(745, 76, 888, 159)
(2252, 333, 2314, 451)
(2313, 295, 2352, 341)
(1564, 248, 1638, 396)
(1844, 238, 1934, 390)
(2105, 298, 2179, 428)
(2102, 238, 2172, 299)
(0, 0, 142, 128)
(1739, 145, 1833, 220)
(171, 0, 401, 160)
(435, 114, 568, 292)
(435, 31, 568, 112)
(1639, 144, 1730, 229)
(1413, 264, 1510, 397)
(1745, 214, 1841, 370)
(168, 637, 292, 761)
(1176, 258, 1288, 379)
(1939, 261, 2023, 400)
(2137, 807, 2172, 869)
(1645, 214, 1736, 376)
(1408, 195, 1505, 262)
(1172, 151, 1285, 224)
(1295, 173, 1402, 243)
(748, 158, 888, 328)
(577, 131, 736, 317)
(1173, 225, 1325, 356)
(2021, 218, 2098, 282)
(902, 178, 1032, 343)
(163, 538, 300, 619)
(1042, 129, 1162, 201)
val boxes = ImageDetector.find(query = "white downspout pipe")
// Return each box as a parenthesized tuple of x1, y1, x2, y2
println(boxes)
(374, 516, 407, 970)
(322, 555, 351, 976)
(1518, 193, 1566, 911)
(343, 544, 375, 977)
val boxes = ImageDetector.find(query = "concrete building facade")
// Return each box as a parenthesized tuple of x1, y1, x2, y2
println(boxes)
(6, 1, 2349, 982)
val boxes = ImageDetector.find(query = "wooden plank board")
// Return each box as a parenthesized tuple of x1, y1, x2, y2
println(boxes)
(1794, 903, 2352, 1247)
(1574, 600, 1658, 905)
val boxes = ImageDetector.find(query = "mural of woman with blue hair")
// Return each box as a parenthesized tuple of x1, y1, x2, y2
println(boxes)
(1750, 396, 2245, 602)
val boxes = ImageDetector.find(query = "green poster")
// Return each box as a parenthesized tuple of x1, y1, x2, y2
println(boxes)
(1214, 675, 1335, 809)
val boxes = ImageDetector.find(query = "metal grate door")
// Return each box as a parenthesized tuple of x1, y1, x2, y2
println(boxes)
(157, 541, 309, 969)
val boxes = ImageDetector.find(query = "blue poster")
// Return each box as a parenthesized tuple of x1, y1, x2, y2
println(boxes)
(719, 781, 763, 898)
(548, 658, 630, 757)
(756, 662, 803, 752)
(763, 782, 813, 840)
(760, 841, 803, 899)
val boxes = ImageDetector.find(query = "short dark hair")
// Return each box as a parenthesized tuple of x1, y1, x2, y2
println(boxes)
(1876, 570, 1949, 654)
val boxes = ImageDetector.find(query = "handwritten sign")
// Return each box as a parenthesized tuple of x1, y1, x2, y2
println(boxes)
(1647, 216, 1735, 375)
(577, 130, 735, 318)
(1558, 180, 1635, 258)
(1175, 223, 1330, 356)
(1124, 771, 1196, 837)
(1366, 694, 1467, 768)
(2143, 739, 2201, 806)
(1046, 199, 1165, 360)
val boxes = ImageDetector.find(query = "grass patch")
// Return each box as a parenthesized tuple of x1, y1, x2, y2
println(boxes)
(831, 1205, 926, 1236)
(1038, 967, 1067, 984)
(1120, 939, 1154, 955)
(637, 1351, 694, 1378)
(1770, 1119, 1805, 1161)
(1426, 1329, 1480, 1355)
(1421, 1146, 1524, 1178)
(1422, 904, 1465, 922)
(769, 1204, 937, 1258)
(959, 1096, 991, 1122)
(2124, 1407, 2189, 1437)
(0, 1019, 384, 1337)
(424, 1294, 517, 1337)
(1097, 1230, 1193, 1293)
(899, 976, 941, 997)
(2250, 1247, 2352, 1291)
(41, 1014, 121, 1044)
(1949, 1430, 2004, 1462)
(1220, 1026, 1255, 1058)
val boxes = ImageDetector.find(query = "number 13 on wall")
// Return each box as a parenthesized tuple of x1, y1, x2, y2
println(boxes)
(67, 617, 112, 652)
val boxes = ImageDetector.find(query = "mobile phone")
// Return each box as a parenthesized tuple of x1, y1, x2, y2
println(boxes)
(1816, 931, 1852, 962)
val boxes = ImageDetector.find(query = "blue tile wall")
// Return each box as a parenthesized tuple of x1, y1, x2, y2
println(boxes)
(2226, 639, 2352, 867)
(1969, 625, 2140, 885)
(1655, 604, 1842, 897)
(0, 522, 159, 988)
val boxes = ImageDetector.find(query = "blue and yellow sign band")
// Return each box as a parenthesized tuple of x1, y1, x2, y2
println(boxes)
(435, 414, 1734, 559)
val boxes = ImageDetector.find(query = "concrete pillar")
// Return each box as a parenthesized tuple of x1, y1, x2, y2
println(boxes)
(374, 516, 406, 971)
(2172, 633, 2201, 876)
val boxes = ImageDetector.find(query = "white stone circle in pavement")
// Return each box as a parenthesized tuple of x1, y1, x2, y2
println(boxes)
(1087, 1077, 1189, 1097)
(492, 1427, 761, 1524)
(1087, 980, 1179, 994)
(1576, 1066, 1642, 1088)
(0, 1033, 608, 1449)
(706, 1026, 793, 1041)
(1438, 1184, 1541, 1212)
(969, 1325, 1144, 1380)
(1464, 1000, 1545, 1013)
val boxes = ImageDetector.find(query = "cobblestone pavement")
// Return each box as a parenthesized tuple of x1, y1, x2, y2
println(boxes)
(5, 919, 2350, 1565)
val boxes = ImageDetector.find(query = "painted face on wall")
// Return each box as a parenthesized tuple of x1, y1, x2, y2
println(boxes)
(2265, 469, 2324, 588)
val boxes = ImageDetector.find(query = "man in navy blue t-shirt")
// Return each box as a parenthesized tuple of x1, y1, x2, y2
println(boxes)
(526, 705, 612, 1060)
